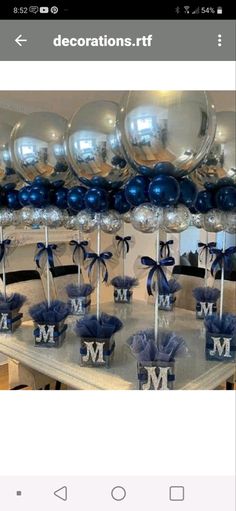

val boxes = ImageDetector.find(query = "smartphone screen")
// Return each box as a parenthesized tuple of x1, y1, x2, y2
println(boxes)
(0, 3, 235, 510)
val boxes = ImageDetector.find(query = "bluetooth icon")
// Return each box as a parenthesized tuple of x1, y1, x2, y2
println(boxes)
(175, 6, 180, 14)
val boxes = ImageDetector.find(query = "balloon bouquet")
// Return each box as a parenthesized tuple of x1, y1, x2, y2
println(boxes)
(1, 90, 235, 379)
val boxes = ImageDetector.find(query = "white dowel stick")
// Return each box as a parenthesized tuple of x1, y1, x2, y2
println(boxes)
(45, 225, 51, 307)
(0, 226, 6, 300)
(154, 229, 160, 346)
(219, 231, 226, 320)
(96, 220, 101, 321)
(205, 231, 209, 288)
(77, 230, 81, 287)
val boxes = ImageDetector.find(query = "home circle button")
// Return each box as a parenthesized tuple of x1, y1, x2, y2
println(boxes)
(111, 486, 127, 501)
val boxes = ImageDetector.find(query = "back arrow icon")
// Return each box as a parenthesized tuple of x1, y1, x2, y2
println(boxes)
(15, 35, 28, 46)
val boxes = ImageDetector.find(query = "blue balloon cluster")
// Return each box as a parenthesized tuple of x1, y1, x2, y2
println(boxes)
(196, 178, 236, 213)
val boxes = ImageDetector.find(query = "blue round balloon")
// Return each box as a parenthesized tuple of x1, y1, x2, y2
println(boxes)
(84, 188, 108, 213)
(28, 185, 50, 208)
(67, 186, 86, 212)
(195, 190, 214, 213)
(216, 186, 236, 211)
(179, 178, 197, 207)
(153, 162, 177, 176)
(18, 185, 31, 206)
(149, 175, 180, 206)
(125, 175, 149, 206)
(33, 176, 51, 188)
(6, 189, 22, 210)
(112, 189, 131, 214)
(53, 187, 68, 210)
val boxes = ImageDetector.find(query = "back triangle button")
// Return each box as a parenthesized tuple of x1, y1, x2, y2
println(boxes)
(54, 486, 68, 501)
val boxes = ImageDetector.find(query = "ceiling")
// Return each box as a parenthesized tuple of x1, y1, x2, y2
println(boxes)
(0, 91, 235, 124)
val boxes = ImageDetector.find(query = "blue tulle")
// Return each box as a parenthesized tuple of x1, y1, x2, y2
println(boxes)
(158, 278, 182, 295)
(75, 312, 123, 339)
(29, 300, 70, 325)
(128, 329, 189, 363)
(193, 287, 220, 303)
(66, 283, 93, 298)
(111, 276, 139, 289)
(0, 292, 26, 311)
(204, 313, 236, 335)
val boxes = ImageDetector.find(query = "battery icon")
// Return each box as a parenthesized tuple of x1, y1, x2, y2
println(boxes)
(217, 6, 223, 14)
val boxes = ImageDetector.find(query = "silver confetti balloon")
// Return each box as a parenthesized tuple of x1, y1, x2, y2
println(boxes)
(66, 101, 132, 186)
(203, 209, 224, 232)
(100, 210, 122, 234)
(117, 91, 216, 176)
(41, 206, 64, 228)
(191, 213, 204, 229)
(163, 205, 191, 232)
(0, 122, 21, 186)
(10, 112, 73, 185)
(20, 207, 43, 226)
(193, 111, 236, 186)
(0, 208, 14, 226)
(122, 210, 132, 223)
(131, 204, 163, 233)
(77, 209, 98, 233)
(223, 211, 236, 234)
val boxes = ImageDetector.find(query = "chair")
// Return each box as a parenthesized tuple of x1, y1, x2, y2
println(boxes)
(172, 265, 205, 311)
(50, 264, 80, 302)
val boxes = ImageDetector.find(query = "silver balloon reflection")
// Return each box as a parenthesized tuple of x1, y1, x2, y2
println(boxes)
(122, 210, 132, 223)
(66, 101, 132, 185)
(117, 91, 216, 176)
(131, 204, 163, 233)
(0, 122, 21, 186)
(191, 213, 204, 229)
(163, 205, 191, 232)
(41, 206, 64, 228)
(203, 209, 224, 232)
(10, 112, 73, 185)
(224, 211, 236, 234)
(194, 111, 236, 186)
(100, 210, 122, 234)
(77, 209, 98, 233)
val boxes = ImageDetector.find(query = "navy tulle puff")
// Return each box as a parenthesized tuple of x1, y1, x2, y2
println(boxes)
(111, 276, 139, 289)
(0, 292, 26, 311)
(66, 283, 94, 298)
(29, 300, 70, 325)
(204, 313, 236, 335)
(193, 287, 220, 303)
(75, 312, 123, 339)
(128, 329, 189, 363)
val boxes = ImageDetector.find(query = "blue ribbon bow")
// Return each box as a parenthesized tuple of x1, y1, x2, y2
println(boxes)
(115, 235, 132, 255)
(86, 252, 113, 283)
(69, 240, 88, 265)
(159, 240, 174, 258)
(210, 246, 236, 276)
(198, 242, 216, 261)
(0, 239, 11, 262)
(35, 242, 58, 269)
(141, 256, 175, 296)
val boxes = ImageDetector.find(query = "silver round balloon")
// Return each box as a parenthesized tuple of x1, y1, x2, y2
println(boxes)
(191, 213, 204, 229)
(41, 206, 63, 228)
(20, 207, 43, 226)
(10, 112, 73, 185)
(0, 208, 14, 226)
(66, 101, 132, 185)
(122, 210, 132, 223)
(0, 122, 21, 186)
(100, 210, 122, 234)
(163, 205, 191, 233)
(193, 111, 236, 186)
(131, 204, 163, 233)
(76, 209, 98, 233)
(117, 91, 216, 177)
(203, 209, 224, 232)
(224, 211, 236, 234)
